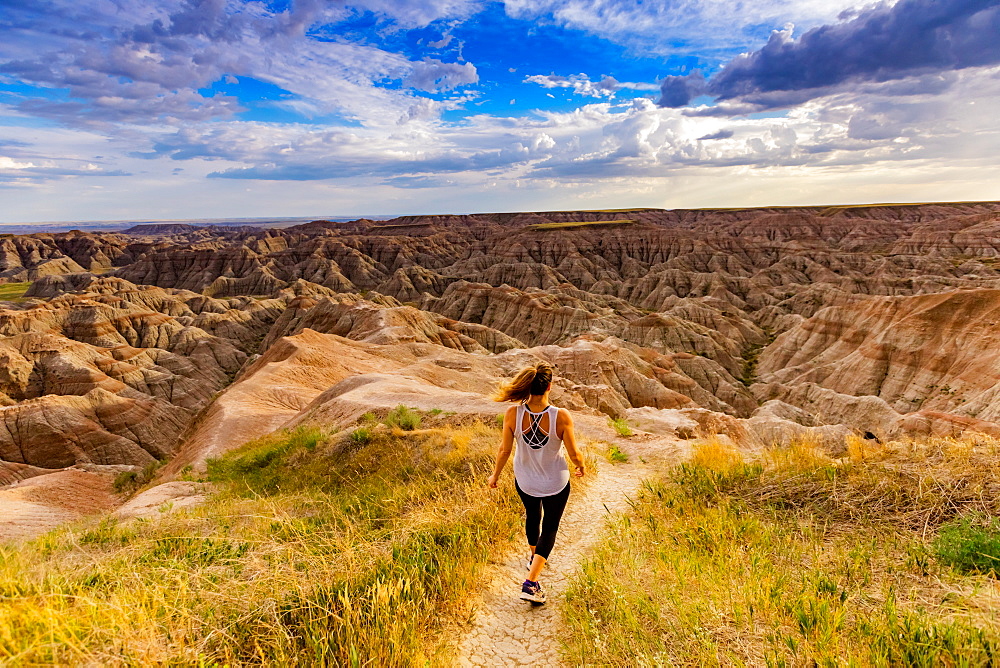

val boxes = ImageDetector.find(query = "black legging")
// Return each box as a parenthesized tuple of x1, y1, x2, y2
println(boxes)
(515, 480, 570, 560)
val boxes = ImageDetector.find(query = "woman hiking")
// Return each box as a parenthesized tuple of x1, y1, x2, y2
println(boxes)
(488, 362, 585, 605)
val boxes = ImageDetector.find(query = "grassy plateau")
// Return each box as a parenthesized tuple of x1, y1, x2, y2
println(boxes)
(0, 282, 30, 302)
(527, 219, 636, 231)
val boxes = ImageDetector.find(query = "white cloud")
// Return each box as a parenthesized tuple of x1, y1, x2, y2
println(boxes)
(0, 0, 482, 130)
(524, 73, 658, 98)
(404, 59, 479, 93)
(502, 0, 888, 56)
(348, 0, 482, 28)
(0, 0, 995, 223)
(95, 64, 992, 188)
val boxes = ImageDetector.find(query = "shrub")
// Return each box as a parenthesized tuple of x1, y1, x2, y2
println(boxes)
(112, 471, 139, 494)
(933, 513, 1000, 576)
(350, 427, 373, 445)
(386, 405, 421, 431)
(608, 417, 632, 437)
(112, 460, 162, 495)
(606, 444, 628, 463)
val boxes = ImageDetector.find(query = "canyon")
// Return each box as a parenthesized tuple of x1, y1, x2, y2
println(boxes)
(4, 201, 1000, 536)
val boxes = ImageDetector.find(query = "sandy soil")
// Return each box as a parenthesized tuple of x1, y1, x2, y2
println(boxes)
(0, 470, 118, 542)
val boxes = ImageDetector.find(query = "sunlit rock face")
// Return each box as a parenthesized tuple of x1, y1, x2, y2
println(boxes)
(5, 201, 1000, 484)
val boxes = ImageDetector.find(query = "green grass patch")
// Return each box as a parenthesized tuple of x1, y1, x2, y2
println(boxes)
(349, 426, 374, 445)
(606, 444, 629, 464)
(112, 461, 164, 495)
(527, 219, 636, 231)
(0, 282, 30, 302)
(563, 437, 1000, 666)
(0, 421, 520, 665)
(608, 417, 633, 437)
(739, 330, 775, 387)
(933, 513, 1000, 576)
(385, 404, 421, 431)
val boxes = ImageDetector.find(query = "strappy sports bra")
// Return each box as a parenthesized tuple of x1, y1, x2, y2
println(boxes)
(521, 405, 551, 450)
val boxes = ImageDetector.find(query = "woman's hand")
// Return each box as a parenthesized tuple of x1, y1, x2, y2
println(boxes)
(487, 472, 500, 488)
(573, 465, 585, 478)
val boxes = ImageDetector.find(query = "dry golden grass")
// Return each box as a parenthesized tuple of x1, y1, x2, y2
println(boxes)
(0, 420, 521, 666)
(689, 437, 744, 472)
(563, 433, 1000, 666)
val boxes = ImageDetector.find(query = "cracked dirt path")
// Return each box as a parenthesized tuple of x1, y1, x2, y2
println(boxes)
(453, 431, 684, 667)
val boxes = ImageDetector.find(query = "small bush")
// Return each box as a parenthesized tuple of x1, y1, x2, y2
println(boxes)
(386, 405, 421, 431)
(608, 417, 633, 437)
(112, 460, 162, 495)
(350, 427, 373, 445)
(934, 513, 1000, 576)
(112, 471, 139, 494)
(606, 444, 629, 463)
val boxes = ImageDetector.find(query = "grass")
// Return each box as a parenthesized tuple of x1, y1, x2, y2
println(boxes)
(0, 282, 30, 302)
(739, 343, 764, 387)
(606, 444, 629, 464)
(0, 421, 521, 665)
(608, 417, 633, 437)
(385, 404, 422, 431)
(933, 513, 1000, 576)
(527, 219, 636, 231)
(112, 461, 164, 495)
(563, 435, 1000, 666)
(739, 330, 775, 387)
(349, 426, 374, 445)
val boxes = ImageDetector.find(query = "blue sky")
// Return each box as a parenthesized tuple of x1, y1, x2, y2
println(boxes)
(1, 0, 999, 223)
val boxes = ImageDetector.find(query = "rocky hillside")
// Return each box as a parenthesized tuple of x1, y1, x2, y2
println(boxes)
(5, 201, 1000, 534)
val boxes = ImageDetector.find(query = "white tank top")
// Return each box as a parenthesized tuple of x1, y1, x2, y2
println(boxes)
(513, 404, 570, 497)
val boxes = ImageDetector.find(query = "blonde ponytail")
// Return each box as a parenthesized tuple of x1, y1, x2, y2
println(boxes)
(494, 362, 554, 402)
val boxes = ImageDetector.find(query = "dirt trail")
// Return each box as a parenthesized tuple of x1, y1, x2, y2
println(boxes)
(454, 431, 684, 667)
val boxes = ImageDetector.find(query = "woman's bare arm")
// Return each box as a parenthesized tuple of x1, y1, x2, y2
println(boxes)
(558, 409, 585, 477)
(488, 405, 518, 488)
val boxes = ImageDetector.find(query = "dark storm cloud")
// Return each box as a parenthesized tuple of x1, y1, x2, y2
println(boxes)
(658, 0, 1000, 108)
(697, 129, 734, 140)
(658, 72, 706, 107)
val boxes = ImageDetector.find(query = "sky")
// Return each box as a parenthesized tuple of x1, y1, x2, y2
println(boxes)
(1, 0, 999, 223)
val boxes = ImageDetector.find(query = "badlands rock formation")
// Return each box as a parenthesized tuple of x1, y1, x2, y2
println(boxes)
(5, 201, 1000, 535)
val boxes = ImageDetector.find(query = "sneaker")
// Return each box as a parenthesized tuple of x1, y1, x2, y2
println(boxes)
(526, 554, 533, 571)
(520, 579, 546, 604)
